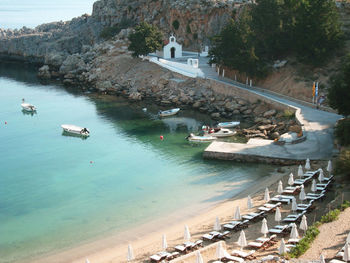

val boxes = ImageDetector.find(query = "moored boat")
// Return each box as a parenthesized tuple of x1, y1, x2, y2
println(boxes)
(21, 99, 36, 112)
(61, 124, 90, 136)
(158, 108, 180, 117)
(186, 133, 217, 143)
(217, 121, 240, 128)
(206, 128, 236, 138)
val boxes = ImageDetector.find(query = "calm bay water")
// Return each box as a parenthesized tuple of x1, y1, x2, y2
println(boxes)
(0, 0, 96, 29)
(0, 63, 273, 262)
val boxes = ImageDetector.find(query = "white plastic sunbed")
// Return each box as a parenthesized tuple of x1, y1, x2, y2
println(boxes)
(231, 249, 256, 259)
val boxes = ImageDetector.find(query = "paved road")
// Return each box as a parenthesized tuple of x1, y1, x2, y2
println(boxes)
(199, 62, 343, 161)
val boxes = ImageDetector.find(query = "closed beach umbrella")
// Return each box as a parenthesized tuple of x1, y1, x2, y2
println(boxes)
(344, 242, 350, 262)
(290, 223, 299, 240)
(288, 173, 294, 186)
(127, 244, 135, 261)
(318, 168, 325, 182)
(299, 215, 308, 231)
(299, 184, 306, 203)
(311, 179, 317, 192)
(234, 206, 241, 220)
(237, 230, 247, 250)
(298, 165, 304, 178)
(162, 234, 167, 250)
(346, 232, 350, 243)
(327, 160, 333, 173)
(261, 218, 269, 237)
(214, 216, 221, 231)
(305, 158, 311, 170)
(291, 197, 297, 212)
(320, 254, 326, 263)
(277, 180, 283, 194)
(196, 251, 204, 263)
(264, 187, 270, 202)
(247, 195, 254, 210)
(86, 259, 90, 263)
(216, 242, 225, 259)
(279, 238, 287, 255)
(184, 225, 191, 241)
(275, 207, 282, 223)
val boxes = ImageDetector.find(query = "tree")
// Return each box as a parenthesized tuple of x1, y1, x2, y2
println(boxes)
(294, 0, 343, 64)
(128, 22, 163, 57)
(328, 53, 350, 116)
(209, 11, 267, 77)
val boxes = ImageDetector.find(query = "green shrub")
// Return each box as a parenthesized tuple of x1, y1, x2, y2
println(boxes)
(100, 18, 135, 40)
(289, 225, 320, 258)
(283, 109, 295, 119)
(335, 147, 350, 175)
(193, 33, 198, 40)
(335, 119, 350, 146)
(340, 200, 350, 211)
(320, 209, 340, 223)
(172, 20, 180, 30)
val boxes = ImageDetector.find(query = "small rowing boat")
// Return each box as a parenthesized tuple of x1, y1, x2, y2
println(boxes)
(61, 124, 90, 136)
(158, 108, 180, 117)
(203, 127, 236, 138)
(217, 121, 240, 128)
(186, 133, 217, 143)
(21, 99, 36, 112)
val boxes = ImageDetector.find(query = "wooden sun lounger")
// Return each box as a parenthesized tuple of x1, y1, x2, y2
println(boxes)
(242, 211, 264, 221)
(269, 224, 292, 235)
(222, 250, 245, 262)
(270, 197, 291, 204)
(231, 249, 256, 259)
(258, 202, 282, 212)
(150, 252, 169, 262)
(296, 203, 314, 212)
(223, 221, 241, 231)
(287, 238, 300, 244)
(306, 193, 325, 201)
(282, 211, 306, 222)
(283, 186, 301, 195)
(174, 245, 187, 253)
(293, 176, 312, 185)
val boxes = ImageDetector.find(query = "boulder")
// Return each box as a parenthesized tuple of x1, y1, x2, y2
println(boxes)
(225, 101, 239, 111)
(211, 112, 221, 119)
(192, 101, 201, 108)
(37, 65, 51, 79)
(258, 124, 277, 131)
(129, 92, 142, 101)
(263, 109, 277, 117)
(289, 125, 302, 133)
(96, 80, 112, 91)
(59, 54, 87, 75)
(271, 131, 280, 139)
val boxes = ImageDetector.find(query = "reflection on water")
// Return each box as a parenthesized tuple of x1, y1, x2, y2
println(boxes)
(21, 109, 37, 116)
(61, 131, 89, 140)
(161, 116, 199, 133)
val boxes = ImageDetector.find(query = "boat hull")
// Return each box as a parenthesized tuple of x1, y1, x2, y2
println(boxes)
(61, 125, 90, 137)
(21, 103, 36, 112)
(159, 108, 180, 117)
(217, 121, 240, 128)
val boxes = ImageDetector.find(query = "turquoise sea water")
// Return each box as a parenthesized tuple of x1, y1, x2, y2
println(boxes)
(0, 63, 273, 262)
(0, 0, 96, 29)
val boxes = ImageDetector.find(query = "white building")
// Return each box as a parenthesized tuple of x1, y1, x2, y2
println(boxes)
(162, 35, 182, 59)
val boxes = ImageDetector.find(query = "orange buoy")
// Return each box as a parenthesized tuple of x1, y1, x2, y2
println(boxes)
(160, 135, 164, 141)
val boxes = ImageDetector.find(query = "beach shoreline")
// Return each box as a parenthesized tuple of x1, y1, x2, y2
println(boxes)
(25, 165, 298, 263)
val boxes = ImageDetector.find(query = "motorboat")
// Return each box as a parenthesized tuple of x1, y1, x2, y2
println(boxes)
(61, 124, 90, 137)
(202, 126, 236, 137)
(158, 108, 180, 117)
(21, 99, 36, 112)
(217, 121, 240, 128)
(186, 133, 217, 143)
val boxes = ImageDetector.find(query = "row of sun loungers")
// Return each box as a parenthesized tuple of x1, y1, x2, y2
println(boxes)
(247, 234, 277, 250)
(202, 231, 230, 241)
(223, 220, 249, 231)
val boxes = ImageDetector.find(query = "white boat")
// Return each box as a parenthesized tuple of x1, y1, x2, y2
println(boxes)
(217, 121, 240, 128)
(207, 128, 236, 138)
(186, 133, 217, 143)
(158, 108, 180, 117)
(21, 99, 36, 112)
(61, 124, 90, 136)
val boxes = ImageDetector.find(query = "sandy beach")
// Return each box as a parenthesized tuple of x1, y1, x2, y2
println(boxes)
(29, 164, 304, 263)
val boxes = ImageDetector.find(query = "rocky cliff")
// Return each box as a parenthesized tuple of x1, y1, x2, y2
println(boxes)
(0, 0, 239, 67)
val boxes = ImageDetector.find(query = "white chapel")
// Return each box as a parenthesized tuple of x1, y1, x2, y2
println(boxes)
(162, 35, 182, 59)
